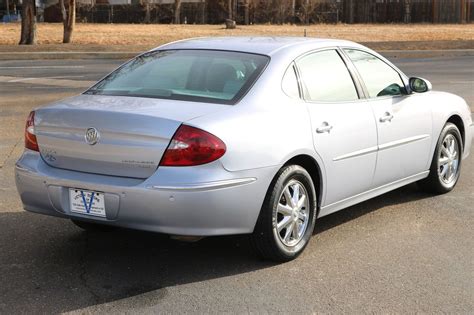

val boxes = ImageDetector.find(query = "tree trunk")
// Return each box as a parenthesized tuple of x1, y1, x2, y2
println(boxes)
(174, 0, 181, 24)
(432, 0, 438, 23)
(144, 1, 151, 24)
(244, 0, 250, 25)
(467, 0, 471, 23)
(460, 0, 466, 23)
(61, 0, 75, 43)
(228, 0, 232, 20)
(19, 0, 36, 45)
(348, 0, 354, 24)
(60, 0, 67, 26)
(291, 0, 295, 23)
(304, 0, 310, 25)
(201, 0, 206, 24)
(404, 0, 411, 23)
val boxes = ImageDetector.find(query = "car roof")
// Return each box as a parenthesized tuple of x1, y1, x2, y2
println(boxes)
(153, 36, 363, 56)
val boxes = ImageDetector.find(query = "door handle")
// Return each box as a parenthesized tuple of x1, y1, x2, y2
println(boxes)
(316, 122, 333, 133)
(379, 112, 394, 123)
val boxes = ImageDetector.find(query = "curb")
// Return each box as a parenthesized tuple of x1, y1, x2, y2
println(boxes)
(0, 49, 473, 60)
(0, 51, 139, 60)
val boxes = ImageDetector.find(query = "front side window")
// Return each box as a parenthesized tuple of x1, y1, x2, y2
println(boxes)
(86, 50, 269, 105)
(344, 49, 406, 98)
(296, 50, 359, 102)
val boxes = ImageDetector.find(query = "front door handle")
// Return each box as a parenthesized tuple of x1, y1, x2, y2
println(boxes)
(316, 122, 333, 133)
(379, 112, 394, 123)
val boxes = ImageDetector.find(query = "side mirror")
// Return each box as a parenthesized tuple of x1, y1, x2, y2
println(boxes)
(409, 77, 432, 93)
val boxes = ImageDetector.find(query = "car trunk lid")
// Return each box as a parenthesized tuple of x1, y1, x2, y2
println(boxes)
(34, 95, 227, 178)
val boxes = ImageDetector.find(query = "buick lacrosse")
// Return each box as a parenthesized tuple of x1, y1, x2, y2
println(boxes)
(16, 37, 473, 261)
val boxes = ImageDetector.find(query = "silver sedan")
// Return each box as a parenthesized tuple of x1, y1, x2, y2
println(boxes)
(15, 37, 473, 261)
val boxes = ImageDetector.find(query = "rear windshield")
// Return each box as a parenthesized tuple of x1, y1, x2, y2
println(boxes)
(85, 50, 269, 105)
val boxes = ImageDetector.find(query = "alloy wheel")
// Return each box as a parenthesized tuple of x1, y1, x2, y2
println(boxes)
(274, 180, 310, 247)
(438, 134, 460, 185)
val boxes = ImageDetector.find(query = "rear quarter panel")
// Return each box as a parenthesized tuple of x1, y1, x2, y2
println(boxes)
(186, 58, 318, 173)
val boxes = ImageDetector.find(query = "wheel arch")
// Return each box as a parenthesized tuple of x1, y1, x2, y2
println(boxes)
(283, 154, 323, 214)
(446, 114, 465, 150)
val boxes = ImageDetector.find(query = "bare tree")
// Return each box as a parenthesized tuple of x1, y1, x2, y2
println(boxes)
(19, 0, 36, 45)
(60, 0, 75, 43)
(228, 0, 233, 20)
(6, 0, 10, 18)
(301, 0, 315, 25)
(347, 0, 354, 23)
(432, 0, 438, 23)
(200, 0, 206, 24)
(174, 0, 182, 24)
(244, 0, 250, 25)
(143, 0, 151, 24)
(273, 0, 292, 24)
(290, 0, 296, 22)
(460, 0, 468, 23)
(404, 0, 411, 23)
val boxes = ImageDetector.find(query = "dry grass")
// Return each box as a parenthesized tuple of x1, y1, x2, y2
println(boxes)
(0, 23, 473, 47)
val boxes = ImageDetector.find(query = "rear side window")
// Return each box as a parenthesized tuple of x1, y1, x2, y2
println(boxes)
(296, 50, 359, 102)
(344, 49, 406, 98)
(86, 50, 269, 105)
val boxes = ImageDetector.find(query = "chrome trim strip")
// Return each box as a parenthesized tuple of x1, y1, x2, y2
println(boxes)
(150, 177, 257, 192)
(333, 146, 378, 161)
(332, 134, 430, 162)
(378, 134, 430, 151)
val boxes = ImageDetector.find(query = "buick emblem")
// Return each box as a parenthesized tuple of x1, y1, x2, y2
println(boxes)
(85, 127, 100, 145)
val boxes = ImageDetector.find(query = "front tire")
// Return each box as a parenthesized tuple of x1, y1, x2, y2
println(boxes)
(418, 123, 463, 194)
(251, 165, 317, 262)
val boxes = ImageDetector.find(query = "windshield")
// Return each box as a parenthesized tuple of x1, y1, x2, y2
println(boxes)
(85, 50, 269, 105)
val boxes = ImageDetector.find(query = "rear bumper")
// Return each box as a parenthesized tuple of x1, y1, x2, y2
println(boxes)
(15, 150, 278, 236)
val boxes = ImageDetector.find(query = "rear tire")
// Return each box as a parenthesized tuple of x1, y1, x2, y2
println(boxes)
(71, 219, 114, 232)
(251, 165, 317, 262)
(418, 123, 463, 194)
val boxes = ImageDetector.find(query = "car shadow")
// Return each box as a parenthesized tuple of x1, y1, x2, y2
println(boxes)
(0, 183, 432, 313)
(314, 183, 433, 235)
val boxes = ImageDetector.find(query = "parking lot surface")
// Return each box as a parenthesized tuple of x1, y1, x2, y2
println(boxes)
(0, 55, 473, 313)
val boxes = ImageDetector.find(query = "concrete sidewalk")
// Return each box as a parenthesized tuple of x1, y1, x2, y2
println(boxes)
(0, 49, 473, 60)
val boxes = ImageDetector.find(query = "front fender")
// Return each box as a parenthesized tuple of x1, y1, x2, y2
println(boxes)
(429, 91, 472, 160)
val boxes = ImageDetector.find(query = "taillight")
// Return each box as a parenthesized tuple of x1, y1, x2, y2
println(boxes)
(25, 111, 39, 152)
(160, 125, 226, 166)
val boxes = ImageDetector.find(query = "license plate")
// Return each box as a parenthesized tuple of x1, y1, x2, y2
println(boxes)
(69, 188, 106, 217)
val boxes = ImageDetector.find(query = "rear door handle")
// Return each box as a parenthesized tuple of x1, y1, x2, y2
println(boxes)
(316, 122, 333, 133)
(379, 112, 394, 123)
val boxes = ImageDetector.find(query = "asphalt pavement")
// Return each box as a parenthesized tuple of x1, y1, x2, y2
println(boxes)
(0, 55, 473, 313)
